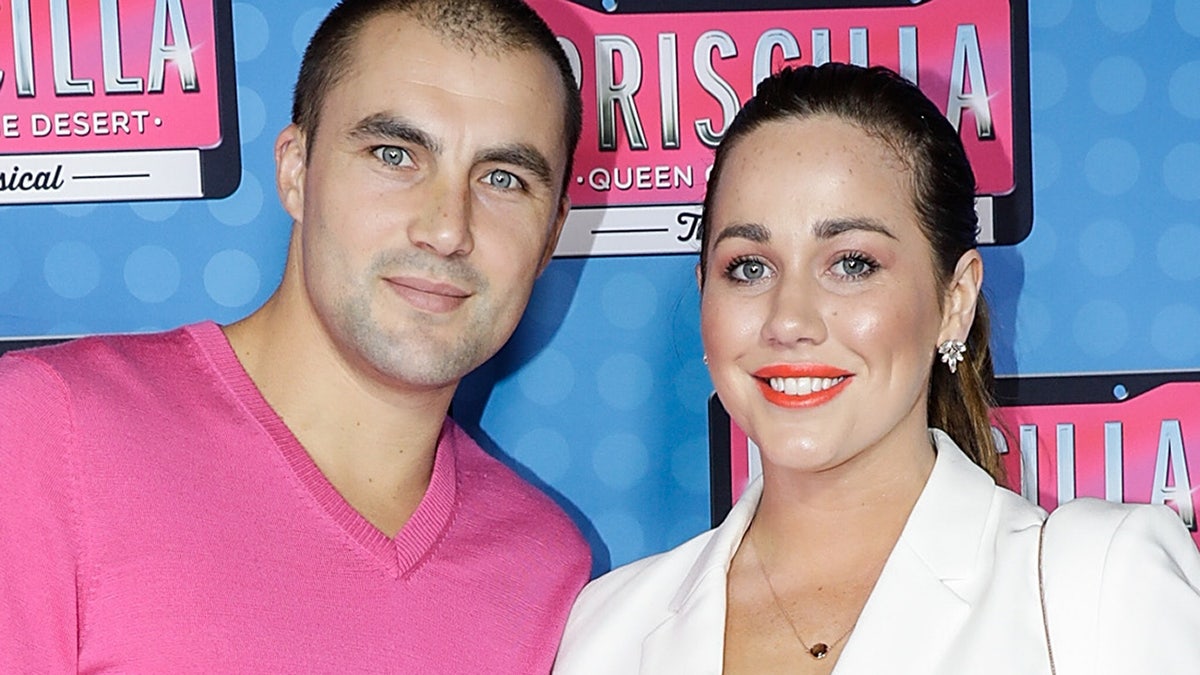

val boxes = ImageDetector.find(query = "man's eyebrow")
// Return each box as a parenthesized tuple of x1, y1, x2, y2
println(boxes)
(475, 145, 554, 189)
(813, 217, 898, 240)
(348, 114, 440, 154)
(712, 222, 771, 248)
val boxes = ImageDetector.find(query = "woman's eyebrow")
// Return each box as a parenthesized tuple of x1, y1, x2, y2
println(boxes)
(712, 222, 771, 247)
(813, 217, 897, 240)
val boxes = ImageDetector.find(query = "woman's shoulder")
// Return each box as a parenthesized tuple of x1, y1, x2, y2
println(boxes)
(1048, 497, 1199, 568)
(1041, 498, 1200, 673)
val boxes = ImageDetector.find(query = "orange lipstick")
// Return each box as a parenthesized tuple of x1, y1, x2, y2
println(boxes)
(752, 364, 852, 409)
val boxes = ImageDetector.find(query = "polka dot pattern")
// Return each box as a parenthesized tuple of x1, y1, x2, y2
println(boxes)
(204, 250, 261, 308)
(1151, 305, 1200, 363)
(124, 246, 181, 304)
(1089, 57, 1145, 115)
(1083, 138, 1139, 196)
(44, 242, 101, 300)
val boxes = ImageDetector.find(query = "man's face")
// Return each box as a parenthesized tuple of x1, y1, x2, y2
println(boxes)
(275, 11, 570, 392)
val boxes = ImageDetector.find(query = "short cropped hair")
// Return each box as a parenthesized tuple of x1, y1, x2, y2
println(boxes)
(292, 0, 582, 190)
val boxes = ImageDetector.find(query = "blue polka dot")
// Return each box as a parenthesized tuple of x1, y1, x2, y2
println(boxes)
(593, 510, 646, 568)
(232, 3, 270, 62)
(1096, 0, 1151, 32)
(124, 246, 181, 304)
(673, 357, 711, 415)
(1015, 295, 1052, 360)
(237, 86, 268, 144)
(1029, 51, 1069, 111)
(1078, 219, 1135, 277)
(601, 272, 658, 330)
(1163, 143, 1200, 200)
(1169, 62, 1200, 120)
(1112, 384, 1128, 401)
(0, 242, 20, 293)
(513, 427, 571, 484)
(596, 353, 654, 411)
(207, 171, 264, 226)
(1072, 301, 1129, 357)
(1020, 221, 1058, 272)
(670, 435, 709, 494)
(1156, 223, 1200, 281)
(43, 241, 101, 299)
(204, 250, 261, 308)
(1090, 57, 1145, 114)
(1180, 0, 1200, 37)
(1032, 133, 1062, 192)
(1084, 138, 1140, 196)
(1151, 305, 1200, 362)
(293, 8, 327, 57)
(516, 348, 575, 406)
(1031, 0, 1072, 27)
(592, 433, 649, 490)
(131, 201, 181, 222)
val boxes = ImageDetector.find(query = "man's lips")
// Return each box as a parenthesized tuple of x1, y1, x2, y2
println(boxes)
(385, 276, 471, 313)
(751, 364, 853, 409)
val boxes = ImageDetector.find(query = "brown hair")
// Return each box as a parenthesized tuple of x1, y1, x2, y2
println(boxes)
(700, 63, 1003, 482)
(290, 0, 582, 193)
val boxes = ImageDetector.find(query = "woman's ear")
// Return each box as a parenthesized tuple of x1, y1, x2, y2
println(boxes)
(938, 249, 983, 343)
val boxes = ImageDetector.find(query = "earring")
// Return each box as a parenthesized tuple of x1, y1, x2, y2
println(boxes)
(938, 340, 966, 374)
(702, 354, 709, 365)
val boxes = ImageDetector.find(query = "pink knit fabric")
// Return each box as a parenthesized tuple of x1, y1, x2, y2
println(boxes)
(0, 322, 590, 673)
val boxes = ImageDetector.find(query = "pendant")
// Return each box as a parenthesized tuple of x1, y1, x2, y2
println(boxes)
(809, 643, 830, 659)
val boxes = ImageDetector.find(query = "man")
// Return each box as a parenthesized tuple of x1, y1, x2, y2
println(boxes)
(0, 0, 590, 671)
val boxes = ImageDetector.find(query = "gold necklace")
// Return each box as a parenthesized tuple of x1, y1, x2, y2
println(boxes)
(750, 528, 855, 660)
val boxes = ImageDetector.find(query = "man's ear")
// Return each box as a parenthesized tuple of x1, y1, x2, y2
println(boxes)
(536, 194, 570, 274)
(938, 249, 983, 343)
(275, 124, 307, 223)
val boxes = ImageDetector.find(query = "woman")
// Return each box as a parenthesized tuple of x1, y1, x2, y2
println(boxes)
(554, 63, 1200, 674)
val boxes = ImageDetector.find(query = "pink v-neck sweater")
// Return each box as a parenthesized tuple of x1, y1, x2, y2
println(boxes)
(0, 322, 590, 673)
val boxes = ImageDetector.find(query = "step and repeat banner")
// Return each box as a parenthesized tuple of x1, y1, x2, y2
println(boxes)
(2, 0, 1198, 571)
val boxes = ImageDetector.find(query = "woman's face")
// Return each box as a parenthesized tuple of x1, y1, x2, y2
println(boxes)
(700, 115, 975, 475)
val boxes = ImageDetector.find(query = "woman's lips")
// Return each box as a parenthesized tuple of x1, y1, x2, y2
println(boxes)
(385, 276, 471, 313)
(752, 364, 853, 408)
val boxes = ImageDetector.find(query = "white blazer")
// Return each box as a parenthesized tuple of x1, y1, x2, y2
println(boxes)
(555, 430, 1200, 674)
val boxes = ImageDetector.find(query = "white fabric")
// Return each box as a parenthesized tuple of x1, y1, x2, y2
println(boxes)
(555, 430, 1200, 674)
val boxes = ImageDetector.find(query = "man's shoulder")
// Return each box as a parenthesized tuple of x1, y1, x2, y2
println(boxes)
(2, 323, 207, 383)
(444, 421, 590, 555)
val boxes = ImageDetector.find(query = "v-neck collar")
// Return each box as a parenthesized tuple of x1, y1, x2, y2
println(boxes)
(189, 320, 458, 579)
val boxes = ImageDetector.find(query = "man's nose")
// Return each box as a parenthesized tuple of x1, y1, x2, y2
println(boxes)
(408, 178, 475, 258)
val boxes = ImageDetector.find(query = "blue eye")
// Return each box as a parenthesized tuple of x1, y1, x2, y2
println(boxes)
(726, 257, 772, 282)
(833, 253, 878, 279)
(485, 169, 522, 190)
(373, 146, 411, 167)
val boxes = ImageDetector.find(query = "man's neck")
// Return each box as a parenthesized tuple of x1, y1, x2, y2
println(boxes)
(222, 297, 455, 538)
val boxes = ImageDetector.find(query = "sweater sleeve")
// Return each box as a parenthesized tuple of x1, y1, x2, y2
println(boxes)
(0, 353, 80, 672)
(1096, 504, 1200, 674)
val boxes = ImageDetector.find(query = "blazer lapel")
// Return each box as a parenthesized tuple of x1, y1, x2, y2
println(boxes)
(639, 478, 764, 675)
(836, 431, 999, 674)
(638, 565, 728, 674)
